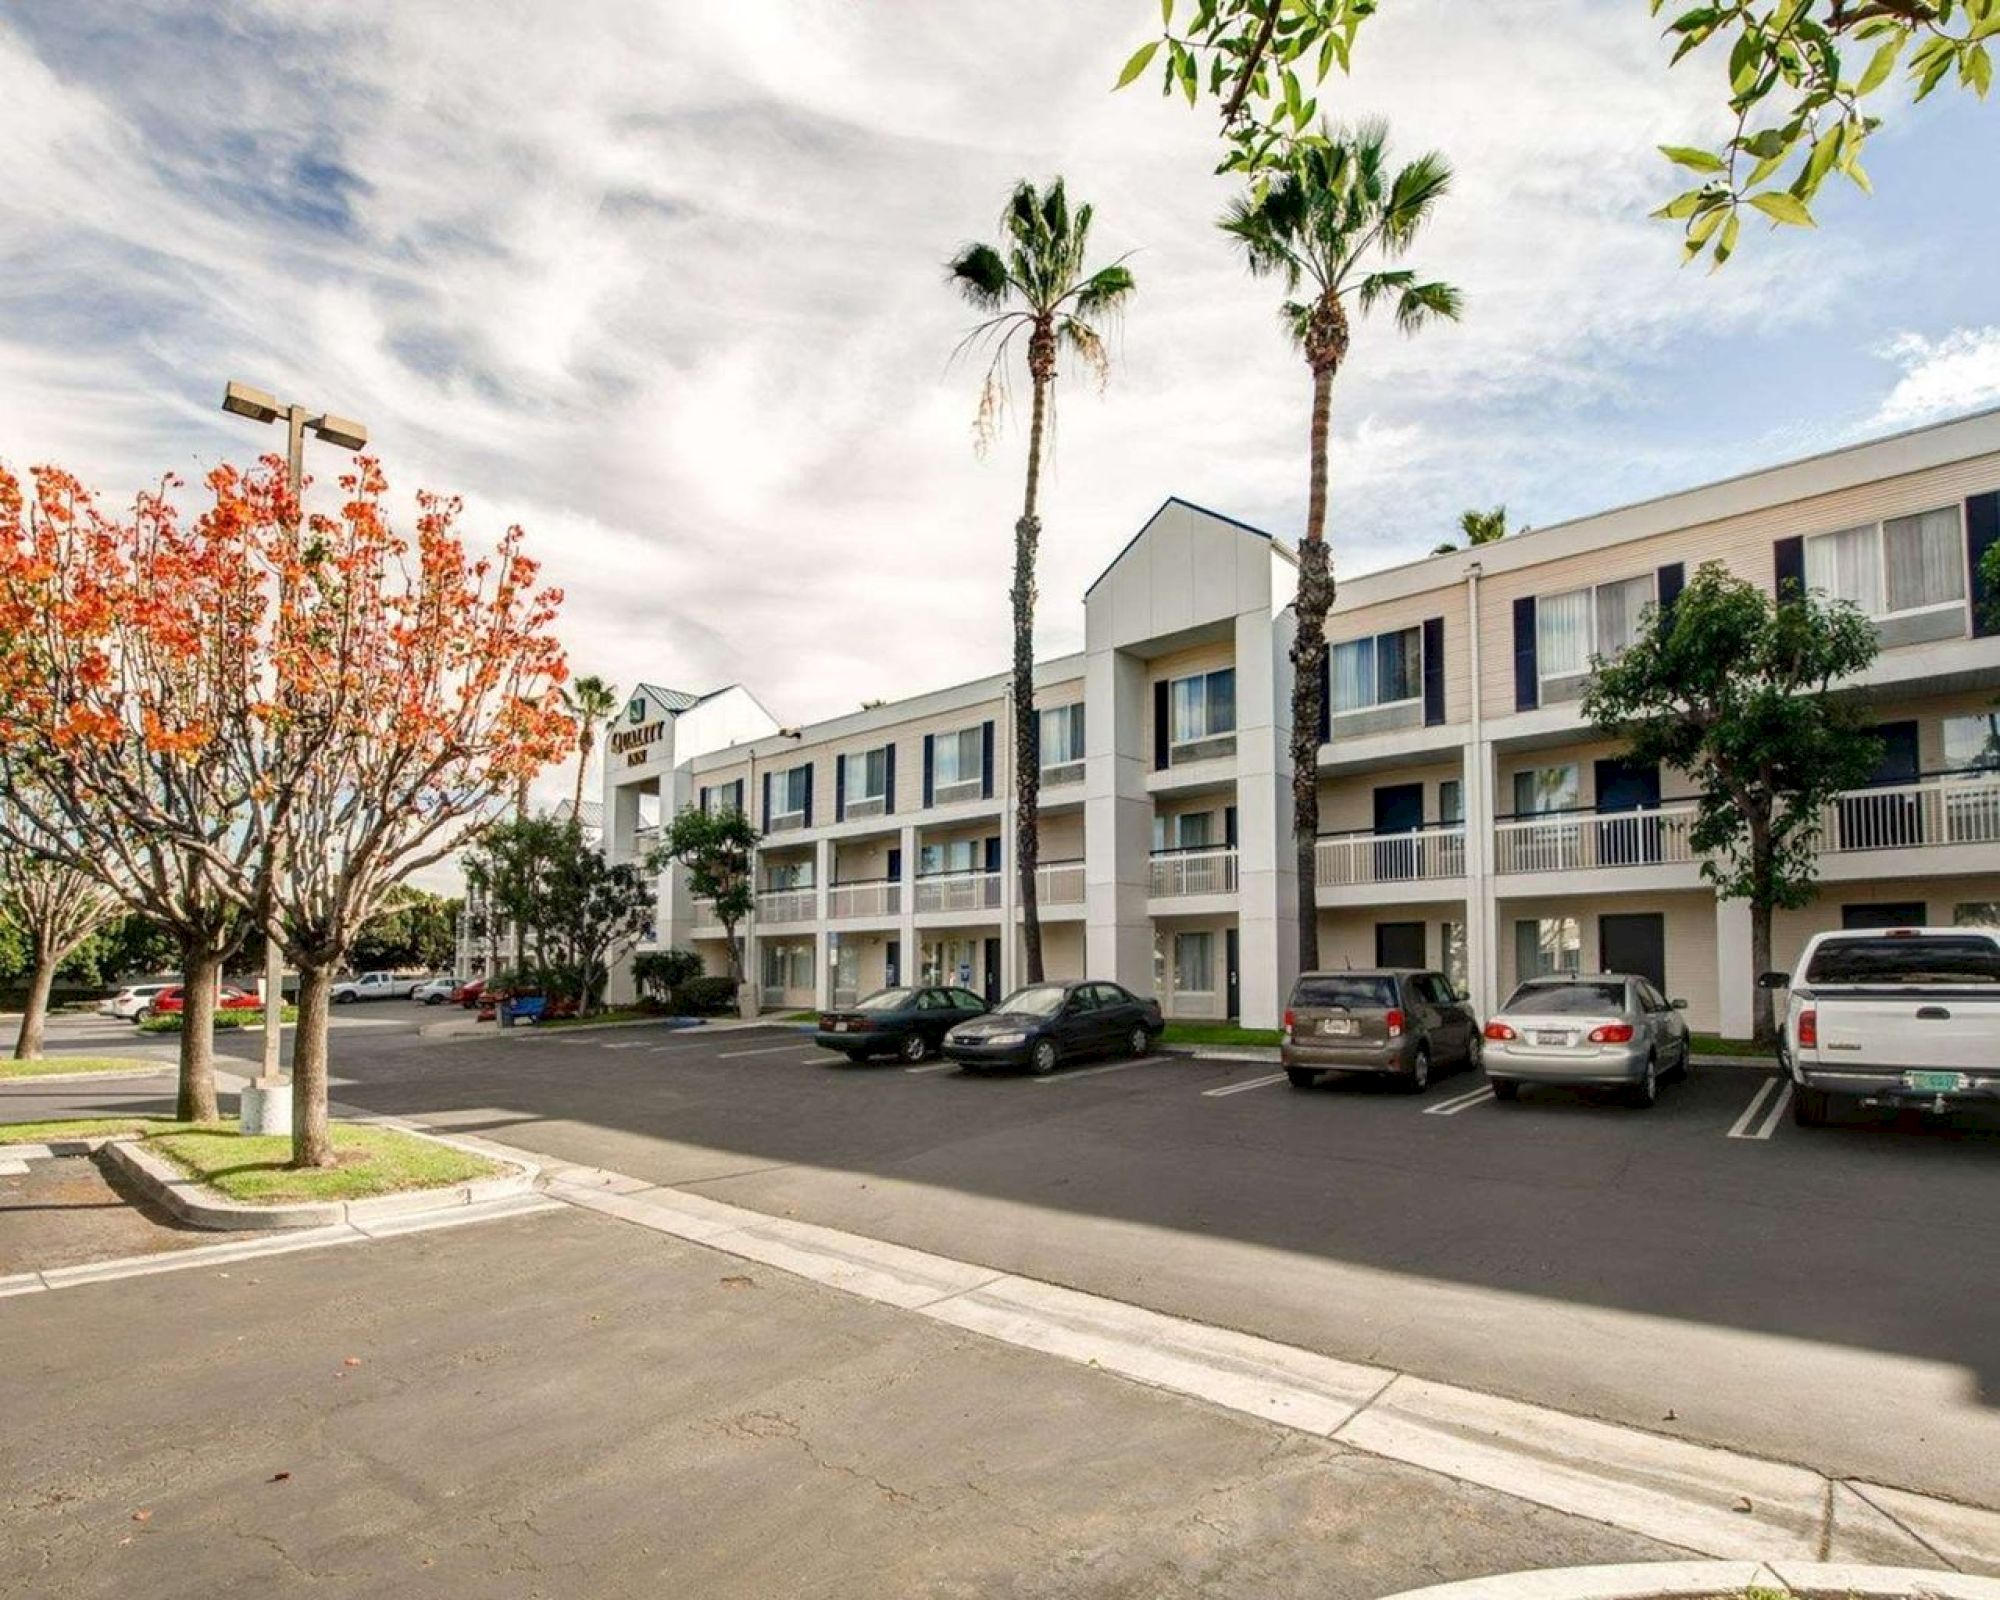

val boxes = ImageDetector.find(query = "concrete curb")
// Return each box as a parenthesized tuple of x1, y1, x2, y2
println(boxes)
(1376, 1560, 2000, 1599)
(97, 1131, 540, 1232)
(0, 1063, 177, 1085)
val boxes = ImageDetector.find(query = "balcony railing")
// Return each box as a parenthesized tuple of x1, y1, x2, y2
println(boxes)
(1495, 804, 1697, 875)
(913, 869, 1002, 914)
(1316, 825, 1466, 887)
(631, 825, 661, 861)
(1035, 858, 1086, 905)
(1040, 760, 1085, 789)
(690, 898, 722, 932)
(1150, 845, 1238, 898)
(1815, 773, 2000, 853)
(756, 887, 817, 923)
(828, 879, 900, 919)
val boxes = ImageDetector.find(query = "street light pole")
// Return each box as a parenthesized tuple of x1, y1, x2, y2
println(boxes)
(219, 380, 368, 1136)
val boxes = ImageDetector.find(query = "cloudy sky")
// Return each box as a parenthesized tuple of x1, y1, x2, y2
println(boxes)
(4, 1, 1998, 810)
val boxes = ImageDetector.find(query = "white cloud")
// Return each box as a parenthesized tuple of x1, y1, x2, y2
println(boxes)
(1871, 327, 2000, 427)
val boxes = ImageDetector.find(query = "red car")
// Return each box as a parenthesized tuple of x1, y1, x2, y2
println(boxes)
(143, 984, 263, 1020)
(453, 977, 487, 1009)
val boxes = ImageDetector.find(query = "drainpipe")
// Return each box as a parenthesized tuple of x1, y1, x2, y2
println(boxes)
(1465, 561, 1496, 1018)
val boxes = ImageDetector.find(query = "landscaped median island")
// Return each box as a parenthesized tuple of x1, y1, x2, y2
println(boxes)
(0, 1055, 162, 1079)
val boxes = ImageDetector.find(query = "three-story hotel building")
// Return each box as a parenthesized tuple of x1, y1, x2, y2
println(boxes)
(598, 405, 2000, 1034)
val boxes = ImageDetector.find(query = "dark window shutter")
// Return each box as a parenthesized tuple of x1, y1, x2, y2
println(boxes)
(922, 734, 935, 807)
(835, 754, 846, 822)
(1512, 596, 1539, 712)
(1317, 652, 1330, 745)
(1224, 805, 1238, 848)
(1774, 536, 1805, 601)
(1656, 563, 1685, 631)
(980, 720, 995, 797)
(1422, 617, 1445, 727)
(887, 846, 901, 882)
(1153, 680, 1170, 770)
(762, 771, 773, 829)
(884, 744, 897, 813)
(802, 764, 813, 828)
(1967, 492, 2000, 637)
(698, 785, 709, 814)
(983, 835, 1001, 873)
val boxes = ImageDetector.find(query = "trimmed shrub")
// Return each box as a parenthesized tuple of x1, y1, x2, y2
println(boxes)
(674, 976, 738, 1016)
(139, 1006, 298, 1034)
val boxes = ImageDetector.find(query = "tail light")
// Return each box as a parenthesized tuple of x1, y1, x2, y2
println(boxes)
(1797, 1008, 1817, 1048)
(1587, 1023, 1635, 1043)
(1385, 1008, 1405, 1039)
(1282, 1008, 1296, 1037)
(1484, 1021, 1516, 1041)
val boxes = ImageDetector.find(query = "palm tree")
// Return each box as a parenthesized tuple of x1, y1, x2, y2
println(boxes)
(1433, 504, 1514, 556)
(948, 179, 1136, 983)
(1221, 119, 1461, 973)
(563, 674, 620, 822)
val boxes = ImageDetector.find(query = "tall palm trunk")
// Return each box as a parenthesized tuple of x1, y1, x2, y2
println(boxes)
(572, 729, 593, 820)
(1291, 292, 1348, 975)
(1015, 323, 1055, 984)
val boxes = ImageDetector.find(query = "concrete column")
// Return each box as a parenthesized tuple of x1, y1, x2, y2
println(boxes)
(1232, 605, 1290, 1028)
(896, 822, 917, 989)
(1716, 896, 1754, 1039)
(1465, 737, 1501, 1017)
(1085, 647, 1153, 998)
(815, 928, 835, 1009)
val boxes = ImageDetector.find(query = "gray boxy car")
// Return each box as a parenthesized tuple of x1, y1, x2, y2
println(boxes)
(1482, 974, 1692, 1108)
(1281, 969, 1480, 1092)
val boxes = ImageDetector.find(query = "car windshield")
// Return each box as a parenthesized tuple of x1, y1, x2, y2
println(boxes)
(1292, 975, 1398, 1010)
(998, 985, 1069, 1018)
(1804, 936, 2000, 985)
(854, 988, 915, 1012)
(1505, 981, 1627, 1015)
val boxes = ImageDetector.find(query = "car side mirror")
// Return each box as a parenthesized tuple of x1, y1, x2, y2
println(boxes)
(1756, 971, 1789, 990)
(1670, 998, 1687, 1010)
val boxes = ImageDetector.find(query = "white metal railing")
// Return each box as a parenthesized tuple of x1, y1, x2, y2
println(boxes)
(1316, 825, 1466, 887)
(756, 888, 817, 923)
(761, 985, 787, 1007)
(914, 869, 1002, 914)
(1149, 846, 1239, 898)
(1040, 761, 1084, 789)
(1495, 804, 1697, 875)
(828, 880, 900, 919)
(1035, 859, 1086, 905)
(690, 899, 722, 932)
(1815, 774, 2000, 853)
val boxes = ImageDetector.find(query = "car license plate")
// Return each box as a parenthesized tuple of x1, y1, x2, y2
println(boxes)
(1534, 1031, 1569, 1047)
(1319, 1018, 1354, 1035)
(832, 1021, 849, 1033)
(1904, 1070, 1966, 1093)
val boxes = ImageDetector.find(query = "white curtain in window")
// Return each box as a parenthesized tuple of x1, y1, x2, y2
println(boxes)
(1804, 524, 1882, 615)
(1883, 508, 1963, 613)
(1332, 639, 1373, 712)
(1170, 676, 1205, 743)
(1040, 704, 1083, 766)
(1512, 765, 1578, 815)
(1595, 574, 1654, 658)
(858, 747, 888, 798)
(1515, 918, 1580, 979)
(1175, 932, 1215, 993)
(936, 727, 980, 786)
(1537, 589, 1592, 677)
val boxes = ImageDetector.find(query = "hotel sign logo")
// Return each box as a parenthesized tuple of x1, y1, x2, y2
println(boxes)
(611, 700, 666, 766)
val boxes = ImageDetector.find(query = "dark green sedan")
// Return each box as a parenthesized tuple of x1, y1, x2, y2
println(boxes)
(816, 985, 989, 1063)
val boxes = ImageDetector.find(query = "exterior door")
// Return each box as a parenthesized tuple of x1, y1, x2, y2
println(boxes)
(1375, 921, 1426, 968)
(1599, 912, 1666, 992)
(885, 939, 899, 988)
(1373, 783, 1424, 881)
(982, 936, 1002, 1006)
(1594, 759, 1662, 865)
(1225, 927, 1240, 1021)
(1841, 901, 1928, 929)
(1841, 721, 1922, 849)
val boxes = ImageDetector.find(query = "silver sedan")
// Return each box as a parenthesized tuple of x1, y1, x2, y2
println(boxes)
(1482, 974, 1692, 1108)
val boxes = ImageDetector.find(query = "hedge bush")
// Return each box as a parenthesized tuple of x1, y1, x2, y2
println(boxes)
(675, 976, 739, 1016)
(139, 1006, 298, 1034)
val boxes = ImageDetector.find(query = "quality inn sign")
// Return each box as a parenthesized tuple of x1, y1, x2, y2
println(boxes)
(611, 697, 666, 766)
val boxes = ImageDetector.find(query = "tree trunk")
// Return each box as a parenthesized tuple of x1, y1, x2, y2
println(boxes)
(1290, 355, 1339, 975)
(290, 962, 337, 1168)
(176, 945, 222, 1124)
(572, 732, 590, 820)
(1749, 898, 1776, 1048)
(12, 947, 56, 1061)
(1015, 342, 1053, 984)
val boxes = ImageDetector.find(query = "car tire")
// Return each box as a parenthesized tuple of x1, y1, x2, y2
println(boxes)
(1399, 1046, 1431, 1094)
(1466, 1033, 1483, 1072)
(1490, 1078, 1520, 1101)
(334, 992, 356, 1005)
(1628, 1055, 1660, 1109)
(1126, 1024, 1151, 1058)
(1668, 1038, 1692, 1081)
(1792, 1084, 1830, 1127)
(900, 1032, 931, 1064)
(1030, 1039, 1059, 1076)
(1285, 1067, 1318, 1089)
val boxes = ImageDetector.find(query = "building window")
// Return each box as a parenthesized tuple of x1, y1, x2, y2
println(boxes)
(917, 839, 983, 876)
(1804, 507, 1964, 619)
(1169, 668, 1236, 749)
(765, 860, 813, 892)
(1439, 779, 1463, 826)
(842, 746, 890, 815)
(1538, 574, 1654, 679)
(1944, 713, 2000, 775)
(921, 938, 980, 987)
(703, 779, 745, 816)
(1152, 811, 1214, 852)
(1174, 931, 1215, 994)
(1331, 627, 1421, 714)
(1515, 917, 1581, 980)
(1955, 902, 2000, 927)
(770, 765, 810, 827)
(1512, 764, 1579, 816)
(1041, 703, 1085, 778)
(933, 726, 984, 799)
(760, 941, 813, 992)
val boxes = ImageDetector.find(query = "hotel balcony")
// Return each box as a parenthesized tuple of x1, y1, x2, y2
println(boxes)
(828, 878, 901, 920)
(755, 887, 818, 926)
(1149, 845, 1238, 907)
(1315, 824, 1467, 907)
(914, 868, 1002, 919)
(1032, 857, 1086, 915)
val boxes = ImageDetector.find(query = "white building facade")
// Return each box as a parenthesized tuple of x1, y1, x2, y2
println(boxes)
(603, 408, 2000, 1034)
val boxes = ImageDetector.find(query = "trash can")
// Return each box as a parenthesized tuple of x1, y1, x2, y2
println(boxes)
(497, 999, 515, 1029)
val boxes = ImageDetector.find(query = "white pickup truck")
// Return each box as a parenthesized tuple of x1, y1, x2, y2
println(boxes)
(330, 971, 424, 1004)
(1765, 926, 2000, 1126)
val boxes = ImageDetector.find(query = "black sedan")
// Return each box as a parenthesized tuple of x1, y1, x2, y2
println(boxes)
(816, 985, 989, 1063)
(943, 979, 1163, 1075)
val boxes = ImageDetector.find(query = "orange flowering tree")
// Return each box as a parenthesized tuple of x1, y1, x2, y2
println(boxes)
(0, 463, 272, 1120)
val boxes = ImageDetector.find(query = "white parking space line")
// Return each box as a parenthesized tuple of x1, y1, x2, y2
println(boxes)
(1202, 1073, 1289, 1098)
(1726, 1077, 1792, 1141)
(906, 1061, 958, 1074)
(1034, 1056, 1165, 1084)
(719, 1044, 809, 1059)
(1422, 1084, 1495, 1116)
(1726, 1077, 1779, 1139)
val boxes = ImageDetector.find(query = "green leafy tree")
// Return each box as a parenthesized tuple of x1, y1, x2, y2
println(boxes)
(350, 887, 461, 971)
(563, 674, 620, 821)
(654, 805, 760, 983)
(1122, 0, 1996, 262)
(633, 948, 703, 1006)
(948, 179, 1137, 984)
(1220, 120, 1461, 972)
(1583, 561, 1881, 1045)
(1433, 504, 1518, 556)
(0, 825, 120, 1059)
(464, 816, 570, 974)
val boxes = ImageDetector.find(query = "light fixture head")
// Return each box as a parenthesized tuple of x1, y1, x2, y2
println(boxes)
(221, 380, 280, 425)
(311, 414, 368, 451)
